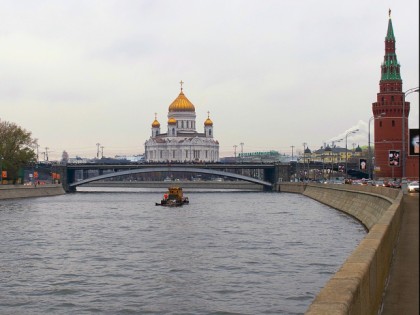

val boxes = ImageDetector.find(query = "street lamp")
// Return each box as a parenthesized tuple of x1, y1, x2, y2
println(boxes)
(402, 87, 419, 178)
(330, 139, 342, 179)
(345, 129, 359, 179)
(368, 112, 386, 180)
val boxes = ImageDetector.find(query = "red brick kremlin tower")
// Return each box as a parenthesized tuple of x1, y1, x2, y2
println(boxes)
(372, 10, 418, 180)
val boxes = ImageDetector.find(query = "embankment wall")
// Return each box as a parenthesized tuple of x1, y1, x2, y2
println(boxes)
(0, 184, 65, 200)
(276, 182, 403, 315)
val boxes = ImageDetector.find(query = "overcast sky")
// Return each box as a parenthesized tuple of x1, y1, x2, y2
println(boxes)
(1, 0, 419, 160)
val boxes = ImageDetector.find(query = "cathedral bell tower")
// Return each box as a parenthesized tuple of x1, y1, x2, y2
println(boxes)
(372, 10, 409, 179)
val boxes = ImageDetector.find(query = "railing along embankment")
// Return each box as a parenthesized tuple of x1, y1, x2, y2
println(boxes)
(277, 182, 403, 315)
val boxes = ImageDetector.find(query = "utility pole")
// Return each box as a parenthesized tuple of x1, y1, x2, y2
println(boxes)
(101, 146, 104, 158)
(96, 143, 100, 159)
(233, 145, 238, 162)
(45, 147, 49, 161)
(290, 145, 294, 160)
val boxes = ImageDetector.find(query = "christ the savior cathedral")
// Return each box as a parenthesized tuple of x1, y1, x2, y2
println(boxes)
(144, 82, 219, 162)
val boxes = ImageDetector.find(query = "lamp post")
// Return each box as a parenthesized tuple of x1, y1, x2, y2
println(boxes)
(402, 87, 419, 178)
(368, 112, 386, 180)
(302, 143, 307, 180)
(345, 129, 359, 179)
(330, 139, 342, 179)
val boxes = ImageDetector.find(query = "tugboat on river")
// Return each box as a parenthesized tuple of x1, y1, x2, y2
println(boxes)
(156, 187, 189, 207)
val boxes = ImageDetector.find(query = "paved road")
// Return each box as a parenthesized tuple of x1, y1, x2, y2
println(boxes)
(381, 193, 419, 315)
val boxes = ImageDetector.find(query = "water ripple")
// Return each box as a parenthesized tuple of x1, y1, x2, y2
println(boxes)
(0, 191, 366, 314)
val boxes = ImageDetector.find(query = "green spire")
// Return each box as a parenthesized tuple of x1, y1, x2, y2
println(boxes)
(381, 9, 401, 81)
(386, 16, 395, 40)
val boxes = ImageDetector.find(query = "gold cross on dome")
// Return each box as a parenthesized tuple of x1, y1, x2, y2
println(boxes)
(207, 111, 210, 118)
(180, 80, 184, 91)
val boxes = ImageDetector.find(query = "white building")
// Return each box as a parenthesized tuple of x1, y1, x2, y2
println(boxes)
(144, 84, 219, 162)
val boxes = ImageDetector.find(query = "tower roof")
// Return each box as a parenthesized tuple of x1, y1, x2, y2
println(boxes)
(381, 10, 401, 81)
(386, 10, 395, 40)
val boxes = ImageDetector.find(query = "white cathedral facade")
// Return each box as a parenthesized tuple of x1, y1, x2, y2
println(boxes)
(144, 83, 219, 162)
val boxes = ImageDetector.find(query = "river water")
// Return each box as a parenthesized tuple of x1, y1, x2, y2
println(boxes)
(0, 189, 366, 314)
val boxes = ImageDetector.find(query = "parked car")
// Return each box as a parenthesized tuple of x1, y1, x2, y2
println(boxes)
(390, 180, 401, 189)
(373, 180, 384, 187)
(407, 181, 419, 192)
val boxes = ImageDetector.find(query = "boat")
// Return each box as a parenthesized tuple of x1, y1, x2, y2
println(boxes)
(155, 187, 189, 207)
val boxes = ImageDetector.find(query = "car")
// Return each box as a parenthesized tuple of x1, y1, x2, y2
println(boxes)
(373, 180, 385, 187)
(390, 180, 401, 189)
(407, 181, 419, 192)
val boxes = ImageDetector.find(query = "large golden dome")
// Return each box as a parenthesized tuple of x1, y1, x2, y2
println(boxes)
(168, 91, 196, 112)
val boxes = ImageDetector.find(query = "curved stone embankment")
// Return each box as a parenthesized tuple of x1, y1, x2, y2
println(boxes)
(277, 182, 403, 315)
(0, 184, 65, 200)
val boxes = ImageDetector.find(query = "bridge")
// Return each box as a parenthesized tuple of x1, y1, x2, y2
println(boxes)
(53, 163, 292, 192)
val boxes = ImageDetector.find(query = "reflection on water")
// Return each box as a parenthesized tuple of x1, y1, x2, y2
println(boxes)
(0, 189, 366, 314)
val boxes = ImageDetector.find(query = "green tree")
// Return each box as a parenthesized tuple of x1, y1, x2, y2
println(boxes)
(0, 120, 37, 182)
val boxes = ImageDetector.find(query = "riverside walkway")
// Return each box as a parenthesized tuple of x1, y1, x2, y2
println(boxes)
(381, 193, 419, 315)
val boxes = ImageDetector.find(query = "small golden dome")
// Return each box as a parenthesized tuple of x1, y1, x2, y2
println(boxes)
(168, 117, 177, 125)
(152, 113, 160, 128)
(168, 91, 195, 112)
(204, 118, 213, 126)
(152, 119, 160, 128)
(204, 111, 213, 126)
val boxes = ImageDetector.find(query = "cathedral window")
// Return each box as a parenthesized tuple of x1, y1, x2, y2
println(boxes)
(181, 121, 184, 128)
(172, 128, 175, 136)
(209, 129, 212, 136)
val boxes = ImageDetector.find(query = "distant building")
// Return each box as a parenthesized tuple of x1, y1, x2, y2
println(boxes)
(144, 82, 219, 162)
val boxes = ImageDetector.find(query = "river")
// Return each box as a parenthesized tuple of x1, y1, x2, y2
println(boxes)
(0, 189, 366, 314)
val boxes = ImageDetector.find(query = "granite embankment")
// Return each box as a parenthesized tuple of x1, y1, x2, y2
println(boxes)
(0, 184, 65, 200)
(277, 182, 403, 315)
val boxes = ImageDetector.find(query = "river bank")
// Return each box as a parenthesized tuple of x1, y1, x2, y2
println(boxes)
(0, 184, 65, 200)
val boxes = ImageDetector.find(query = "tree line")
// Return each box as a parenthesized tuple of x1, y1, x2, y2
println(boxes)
(0, 119, 36, 183)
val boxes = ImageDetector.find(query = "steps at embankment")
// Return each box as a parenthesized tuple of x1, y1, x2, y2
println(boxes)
(277, 182, 403, 315)
(0, 184, 65, 200)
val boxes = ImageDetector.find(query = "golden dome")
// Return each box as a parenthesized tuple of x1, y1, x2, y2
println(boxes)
(151, 113, 160, 128)
(152, 119, 160, 128)
(204, 118, 213, 126)
(168, 117, 177, 125)
(204, 111, 213, 126)
(168, 91, 195, 112)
